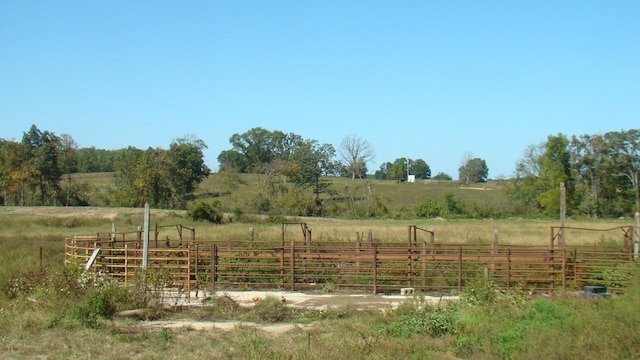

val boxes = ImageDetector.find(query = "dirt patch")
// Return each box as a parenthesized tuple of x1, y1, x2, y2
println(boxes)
(142, 290, 458, 333)
(141, 319, 312, 335)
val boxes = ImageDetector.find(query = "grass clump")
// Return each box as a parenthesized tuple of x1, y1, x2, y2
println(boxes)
(242, 295, 291, 323)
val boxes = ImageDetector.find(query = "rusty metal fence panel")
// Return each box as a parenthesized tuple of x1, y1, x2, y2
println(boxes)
(65, 236, 636, 300)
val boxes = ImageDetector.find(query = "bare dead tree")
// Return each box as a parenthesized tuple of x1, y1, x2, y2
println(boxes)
(339, 135, 375, 180)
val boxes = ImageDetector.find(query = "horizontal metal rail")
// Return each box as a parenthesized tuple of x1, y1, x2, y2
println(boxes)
(65, 235, 636, 300)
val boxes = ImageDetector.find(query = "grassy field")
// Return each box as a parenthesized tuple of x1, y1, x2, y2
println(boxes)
(2, 173, 640, 359)
(1, 206, 640, 359)
(1, 204, 633, 247)
(71, 172, 511, 216)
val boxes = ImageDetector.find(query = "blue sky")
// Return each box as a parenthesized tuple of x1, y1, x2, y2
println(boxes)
(2, 1, 638, 179)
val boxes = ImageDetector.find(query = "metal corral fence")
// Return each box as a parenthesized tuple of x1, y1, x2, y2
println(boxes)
(65, 223, 638, 301)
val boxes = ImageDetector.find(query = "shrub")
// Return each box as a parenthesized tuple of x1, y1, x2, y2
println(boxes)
(378, 292, 459, 338)
(415, 199, 443, 218)
(243, 295, 290, 323)
(187, 201, 222, 223)
(459, 277, 502, 306)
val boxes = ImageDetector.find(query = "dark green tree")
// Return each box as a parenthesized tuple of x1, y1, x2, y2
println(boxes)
(602, 129, 640, 213)
(223, 127, 302, 173)
(506, 144, 544, 215)
(290, 140, 336, 205)
(374, 162, 392, 180)
(77, 147, 117, 172)
(389, 158, 408, 181)
(59, 133, 78, 206)
(21, 125, 63, 205)
(458, 157, 489, 184)
(537, 134, 573, 216)
(432, 172, 452, 181)
(164, 136, 211, 208)
(411, 158, 431, 179)
(0, 139, 28, 205)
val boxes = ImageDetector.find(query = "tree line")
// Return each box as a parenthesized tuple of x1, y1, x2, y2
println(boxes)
(0, 125, 210, 209)
(2, 124, 637, 219)
(507, 129, 640, 217)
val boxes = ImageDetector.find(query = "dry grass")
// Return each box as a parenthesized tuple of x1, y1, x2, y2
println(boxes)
(1, 205, 639, 359)
(1, 206, 633, 246)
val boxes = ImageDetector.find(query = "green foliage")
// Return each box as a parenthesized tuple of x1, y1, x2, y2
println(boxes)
(243, 295, 291, 323)
(108, 137, 210, 209)
(187, 201, 223, 223)
(75, 282, 148, 328)
(459, 157, 489, 184)
(444, 192, 460, 215)
(432, 172, 452, 181)
(199, 293, 242, 319)
(377, 292, 458, 338)
(459, 277, 502, 306)
(415, 199, 444, 218)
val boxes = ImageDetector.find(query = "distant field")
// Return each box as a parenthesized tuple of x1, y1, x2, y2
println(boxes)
(1, 205, 633, 247)
(72, 172, 509, 214)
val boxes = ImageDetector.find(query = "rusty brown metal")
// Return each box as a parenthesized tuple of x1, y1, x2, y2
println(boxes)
(64, 224, 637, 299)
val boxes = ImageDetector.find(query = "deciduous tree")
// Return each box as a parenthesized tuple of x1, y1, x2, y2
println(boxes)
(339, 135, 375, 180)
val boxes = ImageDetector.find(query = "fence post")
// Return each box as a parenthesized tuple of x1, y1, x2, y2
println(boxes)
(408, 231, 413, 287)
(187, 245, 191, 303)
(290, 239, 295, 291)
(562, 246, 566, 290)
(373, 244, 378, 294)
(210, 244, 217, 290)
(574, 248, 579, 288)
(124, 244, 128, 284)
(492, 230, 498, 274)
(142, 203, 150, 270)
(194, 244, 199, 291)
(356, 240, 361, 275)
(549, 241, 555, 291)
(506, 247, 511, 290)
(634, 212, 639, 260)
(430, 231, 435, 256)
(458, 247, 463, 292)
(421, 242, 427, 287)
(280, 242, 285, 287)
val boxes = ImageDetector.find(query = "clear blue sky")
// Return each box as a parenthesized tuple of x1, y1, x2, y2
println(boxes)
(2, 1, 639, 179)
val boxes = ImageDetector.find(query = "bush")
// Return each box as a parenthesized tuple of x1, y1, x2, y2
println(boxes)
(243, 295, 290, 323)
(187, 201, 222, 223)
(415, 199, 443, 218)
(378, 292, 459, 338)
